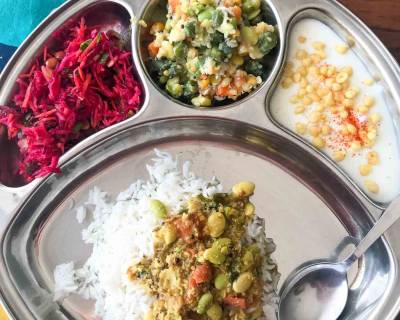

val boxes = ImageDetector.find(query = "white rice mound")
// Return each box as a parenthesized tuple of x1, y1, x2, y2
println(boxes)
(53, 149, 279, 320)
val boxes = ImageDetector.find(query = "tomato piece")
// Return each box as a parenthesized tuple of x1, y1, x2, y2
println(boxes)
(174, 218, 194, 242)
(188, 263, 213, 290)
(223, 296, 247, 309)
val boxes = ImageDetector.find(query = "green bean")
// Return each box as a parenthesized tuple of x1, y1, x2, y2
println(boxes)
(233, 272, 254, 293)
(198, 8, 214, 22)
(214, 273, 229, 289)
(206, 303, 223, 320)
(197, 292, 213, 314)
(185, 21, 196, 38)
(149, 199, 168, 219)
(207, 212, 226, 237)
(212, 9, 224, 27)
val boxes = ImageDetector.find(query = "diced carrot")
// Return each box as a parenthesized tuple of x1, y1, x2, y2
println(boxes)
(231, 6, 242, 20)
(148, 41, 160, 58)
(217, 85, 229, 97)
(223, 296, 247, 309)
(168, 0, 180, 12)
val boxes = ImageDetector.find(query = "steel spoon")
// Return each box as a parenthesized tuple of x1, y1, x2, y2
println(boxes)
(278, 196, 400, 320)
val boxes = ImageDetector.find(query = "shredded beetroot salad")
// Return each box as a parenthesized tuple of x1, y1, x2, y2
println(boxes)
(0, 18, 142, 182)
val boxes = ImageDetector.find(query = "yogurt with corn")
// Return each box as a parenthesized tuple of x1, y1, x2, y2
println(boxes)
(271, 19, 400, 203)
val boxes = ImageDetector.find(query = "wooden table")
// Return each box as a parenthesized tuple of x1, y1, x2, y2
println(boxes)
(339, 0, 400, 62)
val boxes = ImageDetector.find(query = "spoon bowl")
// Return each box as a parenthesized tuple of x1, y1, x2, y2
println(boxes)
(279, 262, 348, 320)
(278, 196, 400, 320)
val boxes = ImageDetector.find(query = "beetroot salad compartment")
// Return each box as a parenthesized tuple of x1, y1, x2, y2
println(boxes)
(0, 0, 145, 188)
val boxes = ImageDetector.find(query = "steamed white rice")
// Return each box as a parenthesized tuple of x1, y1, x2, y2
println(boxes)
(53, 149, 279, 320)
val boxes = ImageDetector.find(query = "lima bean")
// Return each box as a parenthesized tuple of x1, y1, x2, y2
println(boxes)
(232, 181, 255, 198)
(206, 303, 223, 320)
(207, 212, 226, 237)
(197, 292, 213, 314)
(214, 273, 229, 289)
(233, 272, 254, 293)
(149, 199, 168, 219)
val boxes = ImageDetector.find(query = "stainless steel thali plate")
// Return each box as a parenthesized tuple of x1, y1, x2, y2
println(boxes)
(0, 0, 400, 319)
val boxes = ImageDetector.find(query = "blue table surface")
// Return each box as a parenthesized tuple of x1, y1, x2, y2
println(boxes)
(0, 44, 16, 72)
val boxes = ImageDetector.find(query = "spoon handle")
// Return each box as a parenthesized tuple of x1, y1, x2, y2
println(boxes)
(346, 196, 400, 265)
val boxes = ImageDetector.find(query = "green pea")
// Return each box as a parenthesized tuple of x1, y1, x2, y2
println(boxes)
(149, 199, 168, 219)
(241, 26, 258, 45)
(173, 42, 187, 59)
(214, 273, 229, 289)
(159, 75, 168, 84)
(247, 8, 261, 21)
(212, 9, 224, 27)
(166, 77, 183, 98)
(197, 292, 213, 314)
(206, 303, 223, 320)
(211, 47, 223, 61)
(198, 8, 214, 22)
(243, 0, 261, 14)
